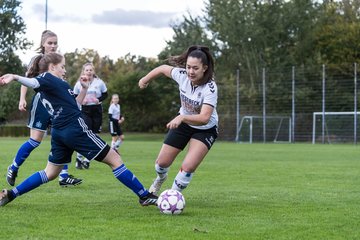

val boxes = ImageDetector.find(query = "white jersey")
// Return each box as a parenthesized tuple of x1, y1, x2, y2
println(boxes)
(108, 103, 121, 120)
(171, 67, 218, 130)
(73, 77, 107, 105)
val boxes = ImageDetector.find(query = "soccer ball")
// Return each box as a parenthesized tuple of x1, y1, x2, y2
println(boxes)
(158, 189, 185, 215)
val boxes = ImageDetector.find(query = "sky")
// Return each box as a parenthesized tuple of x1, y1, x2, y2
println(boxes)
(17, 0, 206, 64)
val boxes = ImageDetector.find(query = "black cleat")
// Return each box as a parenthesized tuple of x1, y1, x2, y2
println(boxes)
(59, 175, 83, 187)
(75, 158, 83, 170)
(0, 189, 14, 207)
(6, 166, 17, 186)
(139, 192, 158, 206)
(81, 159, 90, 169)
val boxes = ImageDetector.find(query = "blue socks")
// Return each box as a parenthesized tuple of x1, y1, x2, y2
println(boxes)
(10, 138, 41, 172)
(10, 138, 68, 182)
(113, 164, 148, 198)
(59, 164, 69, 180)
(7, 165, 148, 201)
(10, 170, 49, 198)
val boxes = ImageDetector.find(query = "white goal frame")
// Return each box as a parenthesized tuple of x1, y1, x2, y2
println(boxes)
(312, 111, 359, 144)
(237, 115, 292, 143)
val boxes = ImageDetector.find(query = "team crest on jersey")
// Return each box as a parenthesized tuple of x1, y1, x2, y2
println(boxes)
(208, 82, 215, 93)
(35, 121, 42, 129)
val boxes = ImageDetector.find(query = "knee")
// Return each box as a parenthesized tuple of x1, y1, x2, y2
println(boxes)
(180, 164, 196, 173)
(44, 171, 58, 181)
(103, 149, 123, 169)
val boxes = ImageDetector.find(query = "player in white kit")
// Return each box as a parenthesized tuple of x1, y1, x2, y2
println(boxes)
(73, 63, 108, 169)
(138, 45, 218, 195)
(108, 94, 125, 153)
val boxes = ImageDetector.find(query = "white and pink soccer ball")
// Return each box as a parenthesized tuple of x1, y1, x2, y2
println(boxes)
(157, 189, 185, 215)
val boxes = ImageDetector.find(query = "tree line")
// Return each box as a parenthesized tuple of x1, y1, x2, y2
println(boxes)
(1, 0, 359, 135)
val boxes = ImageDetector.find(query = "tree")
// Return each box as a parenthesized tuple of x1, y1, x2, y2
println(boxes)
(0, 0, 31, 60)
(314, 0, 360, 72)
(0, 0, 31, 123)
(158, 13, 216, 60)
(107, 55, 179, 132)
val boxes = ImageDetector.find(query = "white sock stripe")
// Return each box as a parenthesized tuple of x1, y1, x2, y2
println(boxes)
(29, 138, 40, 147)
(39, 170, 49, 183)
(12, 188, 19, 196)
(113, 168, 127, 177)
(138, 189, 145, 196)
(113, 166, 127, 177)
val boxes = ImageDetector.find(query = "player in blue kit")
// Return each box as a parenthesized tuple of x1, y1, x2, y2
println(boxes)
(138, 45, 218, 195)
(0, 52, 158, 207)
(6, 30, 81, 187)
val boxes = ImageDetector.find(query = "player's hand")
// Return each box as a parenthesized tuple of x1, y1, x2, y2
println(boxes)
(0, 74, 16, 86)
(138, 78, 149, 89)
(118, 117, 125, 124)
(166, 115, 184, 129)
(92, 98, 99, 104)
(80, 75, 90, 89)
(19, 99, 27, 111)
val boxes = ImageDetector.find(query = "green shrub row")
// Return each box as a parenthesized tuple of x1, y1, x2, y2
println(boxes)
(0, 125, 29, 137)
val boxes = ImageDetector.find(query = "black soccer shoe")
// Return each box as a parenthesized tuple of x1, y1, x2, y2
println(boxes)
(0, 189, 14, 207)
(81, 160, 90, 170)
(59, 175, 83, 187)
(6, 166, 17, 186)
(75, 158, 83, 170)
(139, 192, 158, 206)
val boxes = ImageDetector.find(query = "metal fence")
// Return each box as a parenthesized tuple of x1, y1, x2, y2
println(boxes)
(217, 64, 359, 143)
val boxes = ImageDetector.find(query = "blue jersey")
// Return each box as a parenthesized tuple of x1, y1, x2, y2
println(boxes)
(35, 72, 82, 129)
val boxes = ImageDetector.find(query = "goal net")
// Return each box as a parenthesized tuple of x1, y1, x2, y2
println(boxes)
(236, 115, 291, 143)
(312, 111, 359, 144)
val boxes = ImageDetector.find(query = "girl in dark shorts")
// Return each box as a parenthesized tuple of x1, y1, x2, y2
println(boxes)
(108, 94, 125, 153)
(0, 53, 157, 207)
(138, 45, 218, 195)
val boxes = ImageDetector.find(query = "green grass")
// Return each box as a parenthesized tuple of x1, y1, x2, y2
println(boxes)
(0, 134, 359, 239)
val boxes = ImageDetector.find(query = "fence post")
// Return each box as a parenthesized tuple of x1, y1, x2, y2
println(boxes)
(291, 66, 295, 143)
(322, 64, 326, 144)
(262, 68, 266, 143)
(355, 63, 358, 144)
(235, 68, 240, 142)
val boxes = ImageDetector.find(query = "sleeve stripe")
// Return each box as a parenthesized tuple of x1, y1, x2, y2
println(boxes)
(203, 103, 215, 108)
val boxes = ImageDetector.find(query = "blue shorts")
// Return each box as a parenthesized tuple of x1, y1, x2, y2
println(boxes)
(49, 117, 109, 165)
(164, 123, 218, 150)
(28, 92, 51, 132)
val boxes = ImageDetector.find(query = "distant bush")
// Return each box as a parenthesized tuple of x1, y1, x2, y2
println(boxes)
(0, 125, 29, 137)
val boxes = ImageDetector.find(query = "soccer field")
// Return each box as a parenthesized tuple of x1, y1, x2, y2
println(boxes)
(0, 135, 359, 239)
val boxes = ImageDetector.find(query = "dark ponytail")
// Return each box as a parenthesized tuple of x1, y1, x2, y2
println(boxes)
(26, 55, 43, 78)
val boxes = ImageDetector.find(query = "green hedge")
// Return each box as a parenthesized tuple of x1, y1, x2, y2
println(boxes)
(0, 125, 29, 137)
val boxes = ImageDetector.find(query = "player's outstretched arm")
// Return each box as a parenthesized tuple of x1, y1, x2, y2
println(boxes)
(138, 65, 173, 89)
(0, 74, 39, 88)
(0, 74, 17, 85)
